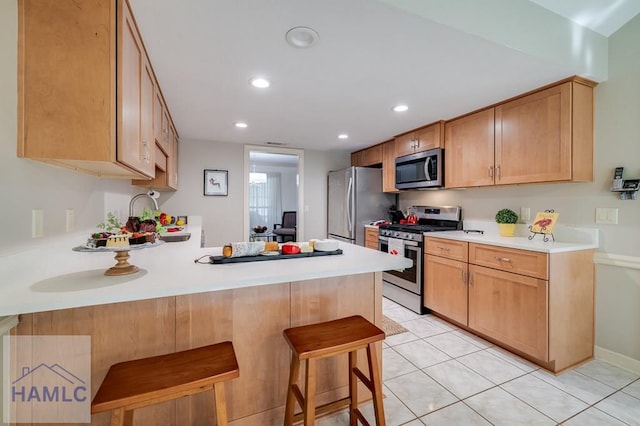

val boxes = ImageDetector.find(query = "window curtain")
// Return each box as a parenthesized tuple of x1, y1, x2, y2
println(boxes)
(249, 172, 282, 231)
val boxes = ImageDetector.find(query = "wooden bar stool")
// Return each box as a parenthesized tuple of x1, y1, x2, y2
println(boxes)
(283, 315, 386, 426)
(91, 341, 239, 426)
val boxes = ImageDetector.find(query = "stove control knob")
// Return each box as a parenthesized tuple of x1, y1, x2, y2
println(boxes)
(406, 233, 413, 240)
(394, 232, 400, 238)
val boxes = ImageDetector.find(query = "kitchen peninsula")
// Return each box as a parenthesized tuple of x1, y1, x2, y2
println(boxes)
(1, 218, 410, 424)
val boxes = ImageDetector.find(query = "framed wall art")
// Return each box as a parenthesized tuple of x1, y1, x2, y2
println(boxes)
(204, 169, 228, 196)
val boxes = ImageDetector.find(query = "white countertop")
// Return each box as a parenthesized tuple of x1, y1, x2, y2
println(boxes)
(0, 218, 411, 316)
(426, 225, 599, 254)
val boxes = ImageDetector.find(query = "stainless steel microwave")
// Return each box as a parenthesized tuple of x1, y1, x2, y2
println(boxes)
(395, 148, 444, 189)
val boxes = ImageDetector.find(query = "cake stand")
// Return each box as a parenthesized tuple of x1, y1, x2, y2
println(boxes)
(72, 240, 165, 276)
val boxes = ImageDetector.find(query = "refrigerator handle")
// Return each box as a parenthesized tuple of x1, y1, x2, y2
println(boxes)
(347, 176, 353, 233)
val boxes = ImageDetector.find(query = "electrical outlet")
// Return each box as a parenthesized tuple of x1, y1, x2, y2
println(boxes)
(596, 208, 619, 224)
(32, 209, 44, 238)
(520, 207, 531, 222)
(66, 209, 75, 232)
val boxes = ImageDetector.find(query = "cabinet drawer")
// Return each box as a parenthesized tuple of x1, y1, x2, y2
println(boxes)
(365, 227, 379, 249)
(425, 237, 468, 262)
(365, 227, 379, 240)
(469, 243, 548, 280)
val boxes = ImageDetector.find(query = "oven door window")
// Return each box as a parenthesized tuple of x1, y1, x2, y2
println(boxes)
(379, 240, 418, 283)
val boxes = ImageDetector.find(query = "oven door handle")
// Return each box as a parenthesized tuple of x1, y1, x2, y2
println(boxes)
(378, 236, 420, 247)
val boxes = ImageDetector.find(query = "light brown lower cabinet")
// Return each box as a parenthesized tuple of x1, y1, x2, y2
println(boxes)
(13, 272, 382, 425)
(424, 255, 468, 326)
(424, 237, 594, 372)
(468, 264, 549, 361)
(365, 227, 379, 249)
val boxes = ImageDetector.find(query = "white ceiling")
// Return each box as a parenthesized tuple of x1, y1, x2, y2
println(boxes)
(528, 0, 640, 37)
(129, 0, 639, 152)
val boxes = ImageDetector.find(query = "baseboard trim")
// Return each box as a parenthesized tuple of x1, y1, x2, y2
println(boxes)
(595, 345, 640, 375)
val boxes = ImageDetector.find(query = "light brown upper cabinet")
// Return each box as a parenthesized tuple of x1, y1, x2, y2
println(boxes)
(395, 121, 444, 158)
(445, 77, 596, 188)
(351, 143, 383, 167)
(133, 128, 179, 191)
(167, 126, 179, 189)
(382, 140, 398, 193)
(121, 3, 155, 179)
(154, 91, 171, 155)
(444, 109, 496, 188)
(18, 0, 176, 180)
(494, 80, 594, 184)
(135, 95, 179, 190)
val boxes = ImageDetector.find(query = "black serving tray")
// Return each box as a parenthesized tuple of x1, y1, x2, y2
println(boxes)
(209, 249, 342, 264)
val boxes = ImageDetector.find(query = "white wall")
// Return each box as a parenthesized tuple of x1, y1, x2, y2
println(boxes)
(400, 13, 640, 368)
(0, 0, 137, 256)
(160, 139, 349, 247)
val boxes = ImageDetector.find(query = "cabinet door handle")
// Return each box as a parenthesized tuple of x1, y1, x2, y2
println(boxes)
(488, 166, 493, 178)
(469, 272, 473, 285)
(461, 270, 466, 283)
(494, 256, 511, 263)
(141, 141, 150, 162)
(496, 165, 501, 179)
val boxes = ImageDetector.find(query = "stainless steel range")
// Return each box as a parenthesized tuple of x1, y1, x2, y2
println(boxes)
(379, 206, 462, 314)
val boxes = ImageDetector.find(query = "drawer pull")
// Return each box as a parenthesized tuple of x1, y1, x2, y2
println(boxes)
(437, 246, 450, 251)
(494, 256, 511, 263)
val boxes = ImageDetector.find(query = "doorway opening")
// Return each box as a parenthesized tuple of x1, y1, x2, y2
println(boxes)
(243, 146, 304, 242)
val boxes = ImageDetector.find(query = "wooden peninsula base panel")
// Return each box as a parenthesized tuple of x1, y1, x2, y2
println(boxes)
(13, 272, 383, 425)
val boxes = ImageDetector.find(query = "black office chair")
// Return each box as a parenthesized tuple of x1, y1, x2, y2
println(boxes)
(273, 211, 297, 243)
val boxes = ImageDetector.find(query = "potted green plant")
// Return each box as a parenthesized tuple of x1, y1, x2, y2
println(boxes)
(495, 208, 518, 237)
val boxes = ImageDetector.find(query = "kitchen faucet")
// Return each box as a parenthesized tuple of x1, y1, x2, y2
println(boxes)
(129, 190, 160, 217)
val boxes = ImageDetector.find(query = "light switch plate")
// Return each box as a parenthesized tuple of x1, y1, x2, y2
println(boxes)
(596, 208, 619, 224)
(32, 209, 44, 238)
(520, 207, 531, 222)
(66, 208, 75, 232)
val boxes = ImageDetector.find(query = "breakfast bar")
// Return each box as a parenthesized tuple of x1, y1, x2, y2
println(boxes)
(0, 219, 410, 424)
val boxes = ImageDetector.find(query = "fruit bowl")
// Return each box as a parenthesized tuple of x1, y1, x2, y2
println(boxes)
(252, 225, 268, 234)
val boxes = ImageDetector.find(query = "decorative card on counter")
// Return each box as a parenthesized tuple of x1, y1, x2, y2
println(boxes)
(531, 211, 559, 234)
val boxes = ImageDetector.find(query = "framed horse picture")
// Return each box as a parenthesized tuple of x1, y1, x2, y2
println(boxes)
(204, 169, 228, 196)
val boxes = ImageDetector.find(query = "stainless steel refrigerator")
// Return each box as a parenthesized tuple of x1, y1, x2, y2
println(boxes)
(327, 167, 394, 246)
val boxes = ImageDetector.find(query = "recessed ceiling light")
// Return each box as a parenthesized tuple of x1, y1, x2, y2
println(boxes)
(285, 26, 319, 48)
(234, 122, 248, 128)
(249, 77, 270, 89)
(392, 105, 409, 112)
(338, 134, 349, 139)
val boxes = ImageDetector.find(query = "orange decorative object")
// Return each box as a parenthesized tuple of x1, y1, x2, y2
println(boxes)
(530, 211, 559, 234)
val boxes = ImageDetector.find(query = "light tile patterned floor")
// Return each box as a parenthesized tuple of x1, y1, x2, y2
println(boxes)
(318, 297, 640, 425)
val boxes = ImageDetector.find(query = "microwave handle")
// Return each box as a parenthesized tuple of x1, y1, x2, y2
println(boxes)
(424, 157, 433, 181)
